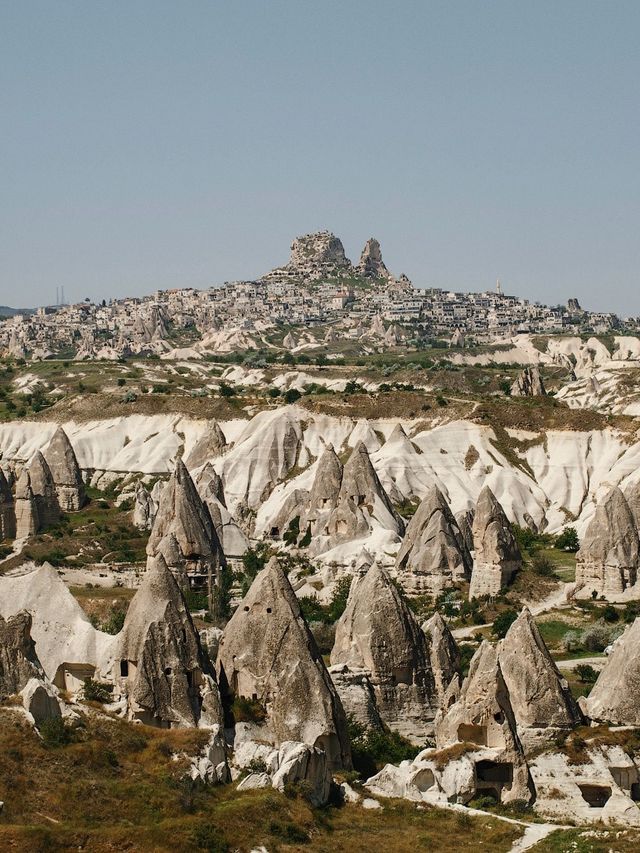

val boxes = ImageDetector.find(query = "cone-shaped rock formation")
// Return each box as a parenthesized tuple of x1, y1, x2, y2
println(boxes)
(498, 608, 582, 750)
(217, 557, 351, 770)
(422, 612, 461, 703)
(576, 487, 640, 598)
(585, 617, 640, 725)
(116, 554, 223, 728)
(330, 562, 437, 741)
(0, 468, 16, 540)
(147, 458, 225, 601)
(396, 486, 472, 595)
(469, 487, 521, 599)
(44, 426, 86, 511)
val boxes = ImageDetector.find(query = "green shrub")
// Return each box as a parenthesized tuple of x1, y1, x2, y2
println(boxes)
(347, 717, 421, 778)
(102, 606, 127, 635)
(83, 678, 113, 703)
(283, 516, 300, 546)
(491, 610, 518, 639)
(574, 664, 598, 684)
(190, 823, 229, 852)
(40, 717, 74, 748)
(232, 696, 267, 724)
(556, 526, 579, 552)
(283, 388, 301, 404)
(531, 554, 555, 577)
(269, 819, 310, 843)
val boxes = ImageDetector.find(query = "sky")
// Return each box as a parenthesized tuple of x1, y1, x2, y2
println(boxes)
(1, 1, 639, 314)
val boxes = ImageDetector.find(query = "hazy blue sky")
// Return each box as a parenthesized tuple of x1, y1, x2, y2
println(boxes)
(1, 1, 639, 313)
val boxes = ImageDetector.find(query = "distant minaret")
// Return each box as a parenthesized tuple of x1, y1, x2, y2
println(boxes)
(496, 278, 502, 295)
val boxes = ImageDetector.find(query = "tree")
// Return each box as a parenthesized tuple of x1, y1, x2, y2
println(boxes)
(491, 610, 518, 639)
(556, 526, 579, 552)
(283, 388, 301, 404)
(574, 664, 598, 684)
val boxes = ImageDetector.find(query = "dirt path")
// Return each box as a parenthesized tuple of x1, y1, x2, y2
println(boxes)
(452, 581, 574, 641)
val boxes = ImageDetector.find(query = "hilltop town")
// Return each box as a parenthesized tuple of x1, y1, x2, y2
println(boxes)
(1, 231, 633, 363)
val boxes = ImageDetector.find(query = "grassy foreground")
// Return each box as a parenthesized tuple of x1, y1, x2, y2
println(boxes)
(0, 708, 521, 852)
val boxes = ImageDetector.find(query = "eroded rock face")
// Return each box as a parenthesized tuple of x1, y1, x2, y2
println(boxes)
(21, 677, 62, 726)
(217, 557, 351, 770)
(624, 481, 640, 530)
(196, 464, 249, 558)
(147, 459, 225, 602)
(356, 238, 390, 280)
(288, 231, 351, 275)
(328, 663, 384, 732)
(28, 451, 61, 529)
(0, 468, 16, 540)
(396, 487, 472, 596)
(0, 611, 43, 699)
(330, 563, 437, 741)
(422, 612, 460, 703)
(576, 487, 640, 598)
(469, 487, 521, 599)
(455, 509, 474, 553)
(185, 422, 227, 469)
(498, 608, 582, 750)
(510, 367, 546, 397)
(44, 426, 86, 511)
(585, 617, 640, 725)
(324, 442, 404, 545)
(14, 469, 39, 539)
(14, 453, 60, 538)
(133, 483, 156, 530)
(116, 554, 223, 728)
(434, 641, 532, 804)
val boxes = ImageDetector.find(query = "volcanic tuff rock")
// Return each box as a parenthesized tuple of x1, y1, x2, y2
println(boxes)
(324, 441, 404, 545)
(356, 238, 390, 280)
(133, 483, 156, 530)
(116, 554, 223, 728)
(184, 421, 227, 469)
(196, 464, 249, 558)
(575, 487, 640, 598)
(422, 612, 461, 703)
(286, 231, 352, 276)
(624, 480, 640, 530)
(498, 608, 582, 751)
(0, 562, 115, 687)
(469, 486, 521, 599)
(147, 458, 225, 600)
(217, 557, 351, 770)
(510, 366, 546, 397)
(26, 451, 61, 529)
(327, 663, 384, 732)
(43, 426, 86, 511)
(395, 486, 472, 596)
(455, 508, 475, 553)
(0, 611, 43, 698)
(435, 641, 532, 803)
(21, 677, 62, 726)
(0, 468, 16, 540)
(585, 616, 640, 725)
(330, 562, 438, 741)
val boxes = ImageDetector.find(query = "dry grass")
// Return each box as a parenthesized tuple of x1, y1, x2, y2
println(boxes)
(0, 708, 522, 852)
